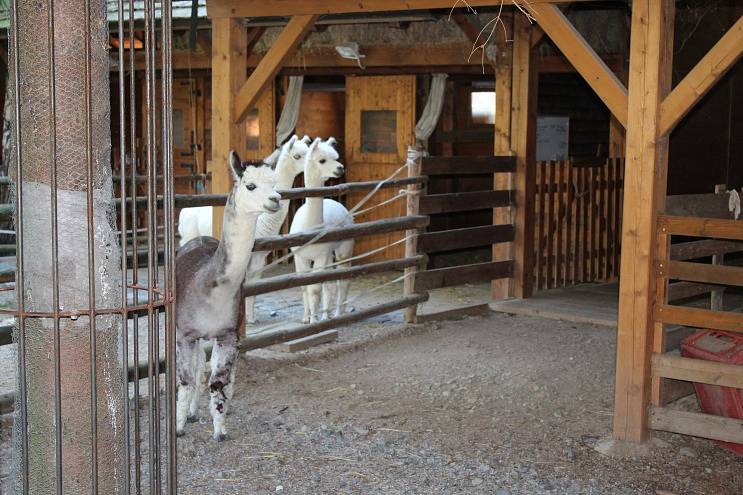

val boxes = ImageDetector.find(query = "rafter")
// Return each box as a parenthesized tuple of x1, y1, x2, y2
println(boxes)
(531, 4, 628, 127)
(234, 15, 317, 123)
(658, 15, 743, 137)
(208, 0, 598, 18)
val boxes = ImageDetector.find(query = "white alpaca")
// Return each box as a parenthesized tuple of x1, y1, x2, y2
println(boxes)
(290, 138, 355, 323)
(244, 135, 311, 323)
(177, 138, 298, 247)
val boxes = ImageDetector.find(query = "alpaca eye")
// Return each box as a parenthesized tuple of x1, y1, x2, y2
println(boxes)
(246, 183, 256, 191)
(319, 159, 326, 164)
(293, 154, 301, 160)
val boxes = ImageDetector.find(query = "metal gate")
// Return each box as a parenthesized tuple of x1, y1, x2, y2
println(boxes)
(7, 0, 176, 492)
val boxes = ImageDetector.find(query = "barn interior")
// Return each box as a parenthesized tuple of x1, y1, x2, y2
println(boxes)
(0, 0, 742, 493)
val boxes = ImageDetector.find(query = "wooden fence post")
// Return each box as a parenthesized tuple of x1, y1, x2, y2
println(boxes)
(404, 146, 424, 323)
(511, 14, 538, 299)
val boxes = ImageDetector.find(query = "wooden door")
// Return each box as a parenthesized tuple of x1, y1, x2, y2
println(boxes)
(172, 77, 207, 194)
(345, 75, 416, 261)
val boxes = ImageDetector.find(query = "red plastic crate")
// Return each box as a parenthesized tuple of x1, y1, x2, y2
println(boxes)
(680, 330, 743, 455)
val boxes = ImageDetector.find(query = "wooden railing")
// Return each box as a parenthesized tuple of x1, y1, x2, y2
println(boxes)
(649, 214, 743, 445)
(533, 158, 624, 291)
(404, 155, 516, 322)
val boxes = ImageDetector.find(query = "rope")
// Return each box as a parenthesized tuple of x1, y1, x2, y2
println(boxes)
(245, 161, 413, 279)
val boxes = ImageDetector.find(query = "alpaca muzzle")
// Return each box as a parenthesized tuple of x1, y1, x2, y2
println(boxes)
(265, 194, 281, 212)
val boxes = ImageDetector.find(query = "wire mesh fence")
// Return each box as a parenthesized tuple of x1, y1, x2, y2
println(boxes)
(7, 0, 176, 492)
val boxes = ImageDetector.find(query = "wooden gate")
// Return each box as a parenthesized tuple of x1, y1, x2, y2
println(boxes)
(345, 75, 416, 261)
(533, 158, 625, 291)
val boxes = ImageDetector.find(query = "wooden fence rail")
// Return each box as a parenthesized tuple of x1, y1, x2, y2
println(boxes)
(649, 214, 743, 445)
(405, 153, 516, 322)
(533, 158, 624, 291)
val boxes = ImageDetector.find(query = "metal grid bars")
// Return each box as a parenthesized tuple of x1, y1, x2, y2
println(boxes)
(8, 0, 176, 492)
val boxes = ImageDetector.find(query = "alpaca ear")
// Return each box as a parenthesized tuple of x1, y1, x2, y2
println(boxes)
(287, 135, 298, 149)
(229, 150, 244, 180)
(308, 137, 322, 154)
(301, 135, 311, 144)
(326, 137, 337, 147)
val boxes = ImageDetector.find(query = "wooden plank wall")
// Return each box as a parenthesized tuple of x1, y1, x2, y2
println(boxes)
(533, 158, 625, 291)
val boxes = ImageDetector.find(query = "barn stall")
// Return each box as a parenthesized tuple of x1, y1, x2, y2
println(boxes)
(0, 0, 742, 493)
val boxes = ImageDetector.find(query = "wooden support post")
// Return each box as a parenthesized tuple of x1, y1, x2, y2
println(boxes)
(404, 147, 424, 323)
(532, 4, 628, 127)
(210, 18, 247, 240)
(613, 0, 675, 443)
(492, 13, 514, 300)
(710, 184, 727, 311)
(609, 61, 628, 157)
(658, 15, 743, 137)
(510, 14, 537, 299)
(234, 15, 317, 123)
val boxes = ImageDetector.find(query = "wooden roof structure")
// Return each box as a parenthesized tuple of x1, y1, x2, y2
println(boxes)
(205, 0, 743, 446)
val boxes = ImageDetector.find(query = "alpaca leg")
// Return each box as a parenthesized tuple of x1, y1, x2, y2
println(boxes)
(176, 338, 198, 436)
(188, 340, 207, 421)
(312, 253, 333, 322)
(334, 240, 355, 317)
(209, 334, 238, 441)
(222, 362, 237, 416)
(295, 255, 312, 324)
(322, 280, 338, 318)
(244, 254, 267, 324)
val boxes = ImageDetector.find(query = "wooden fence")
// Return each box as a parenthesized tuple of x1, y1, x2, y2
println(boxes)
(533, 158, 625, 291)
(404, 154, 516, 322)
(649, 213, 743, 445)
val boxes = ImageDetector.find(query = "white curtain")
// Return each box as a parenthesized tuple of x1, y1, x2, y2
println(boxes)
(275, 76, 304, 146)
(414, 73, 448, 143)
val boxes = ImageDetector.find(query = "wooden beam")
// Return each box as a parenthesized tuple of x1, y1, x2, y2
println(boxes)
(245, 26, 266, 55)
(531, 4, 628, 127)
(652, 354, 743, 389)
(659, 15, 743, 137)
(649, 406, 743, 444)
(249, 43, 478, 69)
(492, 12, 514, 300)
(658, 215, 743, 241)
(208, 0, 593, 18)
(612, 0, 675, 443)
(210, 18, 247, 239)
(234, 15, 317, 123)
(654, 304, 743, 334)
(510, 14, 537, 299)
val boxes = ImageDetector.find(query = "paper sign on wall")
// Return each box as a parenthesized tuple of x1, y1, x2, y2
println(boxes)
(536, 116, 569, 161)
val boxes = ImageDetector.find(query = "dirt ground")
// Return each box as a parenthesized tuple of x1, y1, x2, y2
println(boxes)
(1, 277, 742, 494)
(171, 311, 743, 495)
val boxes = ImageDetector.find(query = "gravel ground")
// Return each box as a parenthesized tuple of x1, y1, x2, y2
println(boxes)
(170, 312, 742, 495)
(1, 282, 742, 493)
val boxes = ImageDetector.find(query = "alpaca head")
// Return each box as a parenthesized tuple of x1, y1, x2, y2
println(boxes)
(304, 137, 344, 185)
(276, 135, 311, 178)
(229, 150, 281, 214)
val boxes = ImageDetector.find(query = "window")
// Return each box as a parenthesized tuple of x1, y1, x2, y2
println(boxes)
(361, 110, 397, 153)
(245, 108, 260, 150)
(471, 91, 496, 125)
(172, 109, 185, 148)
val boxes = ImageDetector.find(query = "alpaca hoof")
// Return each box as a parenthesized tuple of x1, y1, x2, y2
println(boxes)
(176, 429, 186, 438)
(187, 414, 199, 424)
(302, 317, 310, 324)
(213, 432, 229, 442)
